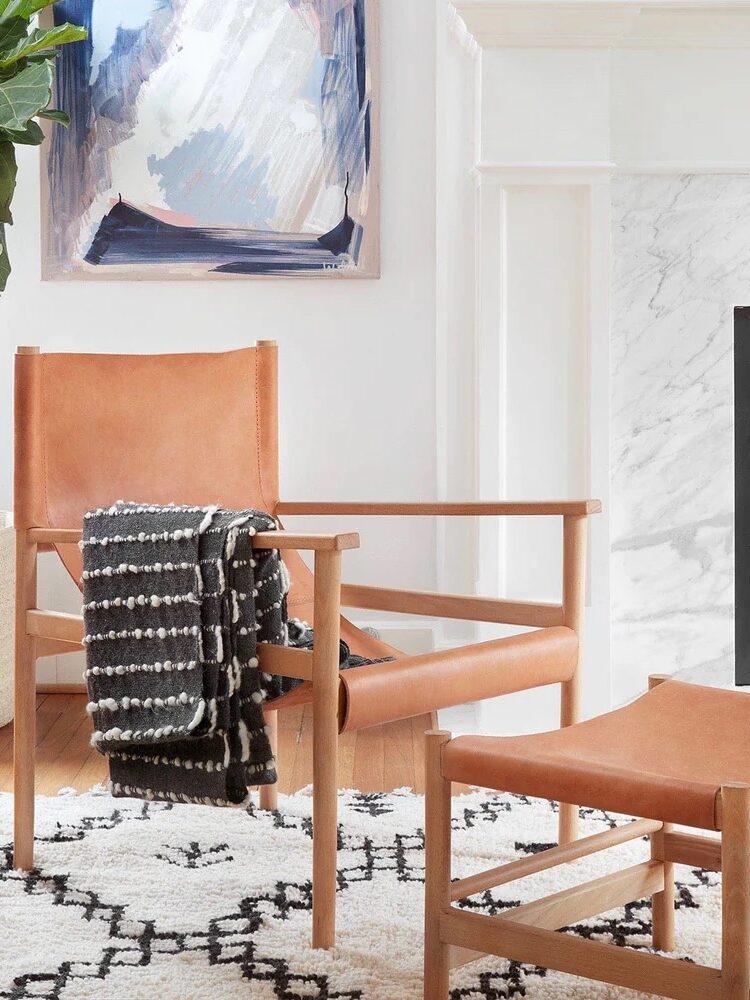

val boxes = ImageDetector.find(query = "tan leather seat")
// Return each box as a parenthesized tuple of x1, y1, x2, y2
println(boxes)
(273, 625, 579, 729)
(442, 680, 750, 830)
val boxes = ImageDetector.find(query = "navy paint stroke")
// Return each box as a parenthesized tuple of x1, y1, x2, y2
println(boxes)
(85, 201, 361, 275)
(352, 0, 372, 171)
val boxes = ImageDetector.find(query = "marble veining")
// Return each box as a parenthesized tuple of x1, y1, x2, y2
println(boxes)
(611, 174, 750, 703)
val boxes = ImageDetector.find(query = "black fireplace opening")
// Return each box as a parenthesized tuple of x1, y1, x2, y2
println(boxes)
(736, 307, 750, 684)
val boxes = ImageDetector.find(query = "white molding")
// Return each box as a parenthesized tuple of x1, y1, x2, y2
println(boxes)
(450, 0, 750, 49)
(583, 179, 613, 719)
(475, 161, 750, 181)
(446, 1, 481, 58)
(349, 618, 439, 656)
(438, 701, 480, 735)
(474, 181, 508, 639)
(435, 0, 482, 653)
(614, 161, 750, 174)
(475, 162, 616, 185)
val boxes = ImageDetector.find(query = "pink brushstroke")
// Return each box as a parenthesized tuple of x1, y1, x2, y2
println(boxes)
(107, 197, 198, 228)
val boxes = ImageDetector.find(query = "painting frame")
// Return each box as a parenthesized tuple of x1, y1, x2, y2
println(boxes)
(40, 0, 380, 281)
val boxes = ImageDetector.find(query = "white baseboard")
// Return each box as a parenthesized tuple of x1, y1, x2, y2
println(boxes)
(438, 702, 480, 735)
(349, 617, 440, 656)
(37, 649, 86, 687)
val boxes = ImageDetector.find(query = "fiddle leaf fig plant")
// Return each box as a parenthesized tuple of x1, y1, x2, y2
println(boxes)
(0, 0, 86, 291)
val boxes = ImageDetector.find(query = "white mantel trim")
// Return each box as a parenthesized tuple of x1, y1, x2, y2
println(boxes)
(451, 0, 750, 49)
(615, 161, 750, 174)
(474, 161, 750, 180)
(474, 162, 617, 185)
(446, 2, 481, 57)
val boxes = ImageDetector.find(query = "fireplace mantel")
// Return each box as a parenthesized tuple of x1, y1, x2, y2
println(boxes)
(436, 0, 750, 731)
(450, 0, 750, 49)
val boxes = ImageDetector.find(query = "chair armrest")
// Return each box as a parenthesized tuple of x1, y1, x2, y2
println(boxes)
(25, 527, 359, 551)
(340, 583, 563, 628)
(277, 500, 602, 517)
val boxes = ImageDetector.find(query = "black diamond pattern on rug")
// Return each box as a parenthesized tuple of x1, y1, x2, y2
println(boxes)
(0, 789, 723, 1000)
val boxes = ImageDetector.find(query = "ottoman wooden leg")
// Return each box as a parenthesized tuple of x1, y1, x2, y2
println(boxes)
(651, 822, 675, 952)
(424, 730, 452, 1000)
(722, 783, 750, 1000)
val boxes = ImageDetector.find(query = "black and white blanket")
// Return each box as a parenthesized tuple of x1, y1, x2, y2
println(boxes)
(81, 502, 289, 805)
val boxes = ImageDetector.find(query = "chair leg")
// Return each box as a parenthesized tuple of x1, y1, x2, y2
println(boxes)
(259, 710, 278, 811)
(13, 530, 37, 871)
(558, 678, 580, 845)
(650, 822, 675, 952)
(558, 802, 579, 846)
(557, 674, 579, 846)
(722, 784, 750, 999)
(424, 730, 452, 1000)
(559, 514, 586, 846)
(311, 550, 341, 950)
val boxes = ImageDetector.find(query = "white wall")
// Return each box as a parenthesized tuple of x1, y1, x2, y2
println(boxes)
(0, 0, 439, 683)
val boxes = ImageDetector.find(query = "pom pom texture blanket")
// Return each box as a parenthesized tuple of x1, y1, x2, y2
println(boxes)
(81, 503, 289, 805)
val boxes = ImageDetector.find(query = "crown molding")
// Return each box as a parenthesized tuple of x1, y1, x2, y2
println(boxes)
(449, 0, 750, 49)
(446, 2, 482, 57)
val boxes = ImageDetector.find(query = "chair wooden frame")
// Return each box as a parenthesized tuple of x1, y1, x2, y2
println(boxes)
(13, 343, 600, 952)
(423, 676, 749, 1000)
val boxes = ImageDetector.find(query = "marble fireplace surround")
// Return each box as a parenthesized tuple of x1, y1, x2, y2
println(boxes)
(611, 174, 748, 698)
(440, 0, 750, 731)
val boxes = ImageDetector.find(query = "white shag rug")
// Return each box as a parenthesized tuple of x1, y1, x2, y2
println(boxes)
(0, 787, 722, 1000)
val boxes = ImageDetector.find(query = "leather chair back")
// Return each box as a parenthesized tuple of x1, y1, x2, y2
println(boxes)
(14, 341, 395, 664)
(14, 344, 280, 584)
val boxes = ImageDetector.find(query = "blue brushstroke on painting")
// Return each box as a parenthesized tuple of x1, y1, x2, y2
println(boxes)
(148, 128, 279, 230)
(89, 0, 161, 84)
(47, 0, 374, 276)
(52, 0, 93, 152)
(301, 50, 326, 108)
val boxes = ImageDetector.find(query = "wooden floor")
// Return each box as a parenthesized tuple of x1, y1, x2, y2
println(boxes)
(0, 694, 438, 795)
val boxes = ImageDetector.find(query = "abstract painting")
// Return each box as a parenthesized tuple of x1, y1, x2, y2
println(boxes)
(43, 0, 378, 279)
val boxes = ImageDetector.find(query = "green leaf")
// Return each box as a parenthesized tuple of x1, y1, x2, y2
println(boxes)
(0, 140, 17, 224)
(0, 58, 51, 131)
(37, 107, 67, 125)
(0, 222, 11, 294)
(0, 22, 87, 66)
(0, 16, 26, 53)
(1, 0, 57, 20)
(0, 116, 41, 142)
(0, 1, 20, 21)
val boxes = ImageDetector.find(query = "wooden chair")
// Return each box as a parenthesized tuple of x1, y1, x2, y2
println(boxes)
(424, 674, 750, 999)
(12, 342, 600, 949)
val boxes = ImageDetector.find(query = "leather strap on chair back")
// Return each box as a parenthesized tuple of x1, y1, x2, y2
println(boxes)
(14, 345, 279, 585)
